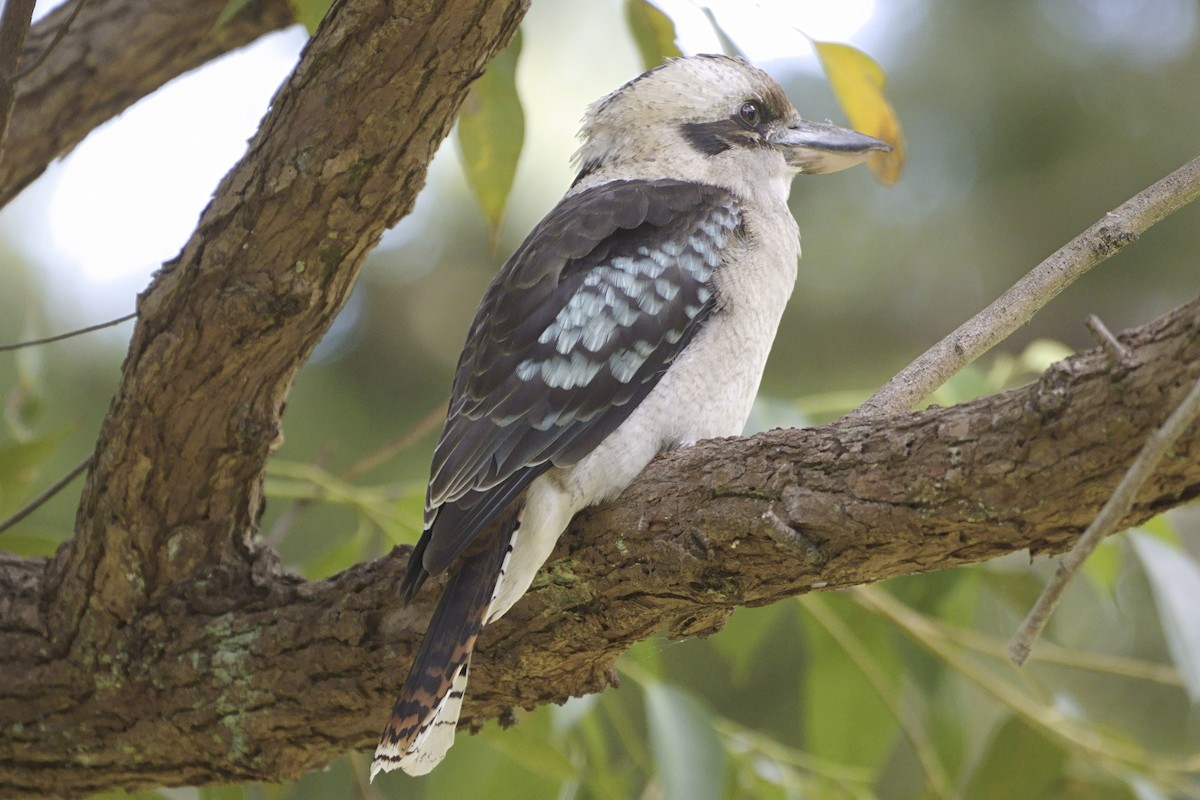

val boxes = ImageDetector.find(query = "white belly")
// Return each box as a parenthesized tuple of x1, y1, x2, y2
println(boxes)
(487, 222, 799, 622)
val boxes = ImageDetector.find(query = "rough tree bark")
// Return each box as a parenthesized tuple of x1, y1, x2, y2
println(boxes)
(1, 0, 1198, 797)
(0, 0, 293, 206)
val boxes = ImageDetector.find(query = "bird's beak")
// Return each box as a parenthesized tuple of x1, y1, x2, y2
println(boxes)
(769, 120, 892, 174)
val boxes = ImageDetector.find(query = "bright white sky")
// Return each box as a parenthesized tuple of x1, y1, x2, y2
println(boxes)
(2, 0, 890, 327)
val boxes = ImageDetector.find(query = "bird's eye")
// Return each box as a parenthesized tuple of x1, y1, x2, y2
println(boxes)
(738, 101, 761, 128)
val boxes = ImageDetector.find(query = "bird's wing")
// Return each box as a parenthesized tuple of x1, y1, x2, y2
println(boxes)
(416, 178, 743, 580)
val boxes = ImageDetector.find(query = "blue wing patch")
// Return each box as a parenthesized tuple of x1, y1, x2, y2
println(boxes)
(400, 179, 742, 594)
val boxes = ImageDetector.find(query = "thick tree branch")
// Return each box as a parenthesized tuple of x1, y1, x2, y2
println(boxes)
(1009, 369, 1200, 664)
(1, 296, 1197, 796)
(43, 0, 530, 643)
(0, 0, 293, 207)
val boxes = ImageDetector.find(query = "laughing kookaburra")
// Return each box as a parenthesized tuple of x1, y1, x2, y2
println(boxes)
(372, 53, 889, 778)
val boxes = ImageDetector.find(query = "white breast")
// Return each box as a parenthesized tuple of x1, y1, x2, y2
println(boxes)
(486, 195, 800, 622)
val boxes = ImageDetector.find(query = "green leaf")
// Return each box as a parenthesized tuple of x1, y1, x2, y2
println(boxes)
(478, 709, 578, 782)
(0, 427, 72, 515)
(304, 514, 371, 579)
(212, 0, 253, 31)
(1, 531, 62, 557)
(799, 594, 903, 773)
(287, 0, 331, 33)
(624, 0, 682, 71)
(1082, 537, 1122, 592)
(927, 364, 994, 406)
(6, 324, 46, 438)
(1059, 779, 1138, 800)
(552, 693, 599, 734)
(575, 697, 637, 800)
(963, 715, 1067, 800)
(1018, 339, 1073, 374)
(709, 603, 787, 687)
(644, 681, 727, 800)
(1129, 530, 1200, 701)
(419, 722, 561, 799)
(457, 31, 525, 243)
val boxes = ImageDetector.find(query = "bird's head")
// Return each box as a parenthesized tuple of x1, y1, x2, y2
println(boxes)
(572, 54, 889, 200)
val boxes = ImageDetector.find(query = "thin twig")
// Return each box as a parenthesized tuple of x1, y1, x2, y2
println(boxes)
(1008, 373, 1200, 665)
(263, 400, 447, 545)
(849, 154, 1200, 419)
(0, 312, 136, 352)
(1085, 313, 1134, 368)
(264, 445, 334, 546)
(341, 400, 446, 482)
(857, 587, 1200, 775)
(12, 0, 87, 82)
(0, 456, 91, 534)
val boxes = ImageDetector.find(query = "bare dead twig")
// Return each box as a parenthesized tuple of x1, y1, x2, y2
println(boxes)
(0, 312, 136, 352)
(263, 401, 447, 546)
(1085, 313, 1134, 368)
(341, 400, 447, 482)
(849, 154, 1200, 419)
(0, 456, 91, 534)
(11, 0, 87, 82)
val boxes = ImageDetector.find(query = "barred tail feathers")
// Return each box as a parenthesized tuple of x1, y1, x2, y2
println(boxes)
(372, 519, 518, 779)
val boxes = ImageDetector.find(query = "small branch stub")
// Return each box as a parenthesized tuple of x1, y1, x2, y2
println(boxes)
(1085, 313, 1134, 368)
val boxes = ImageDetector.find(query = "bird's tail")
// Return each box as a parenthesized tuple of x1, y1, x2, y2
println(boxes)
(372, 517, 517, 779)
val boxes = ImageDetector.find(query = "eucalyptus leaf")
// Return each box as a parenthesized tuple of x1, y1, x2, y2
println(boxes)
(479, 715, 578, 782)
(1130, 530, 1200, 701)
(457, 32, 525, 242)
(212, 0, 253, 31)
(0, 427, 73, 515)
(644, 681, 727, 800)
(963, 715, 1067, 800)
(288, 0, 331, 33)
(624, 0, 682, 70)
(799, 594, 902, 773)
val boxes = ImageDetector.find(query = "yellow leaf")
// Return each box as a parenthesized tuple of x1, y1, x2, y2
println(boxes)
(814, 41, 905, 185)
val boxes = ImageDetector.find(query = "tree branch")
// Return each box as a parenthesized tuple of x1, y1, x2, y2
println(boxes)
(1, 294, 1197, 796)
(0, 0, 36, 160)
(41, 0, 530, 645)
(1008, 369, 1200, 664)
(852, 153, 1200, 418)
(0, 0, 293, 208)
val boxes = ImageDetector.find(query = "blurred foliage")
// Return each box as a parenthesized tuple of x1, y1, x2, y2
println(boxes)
(457, 32, 526, 244)
(625, 0, 683, 71)
(2, 0, 1200, 798)
(215, 0, 330, 33)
